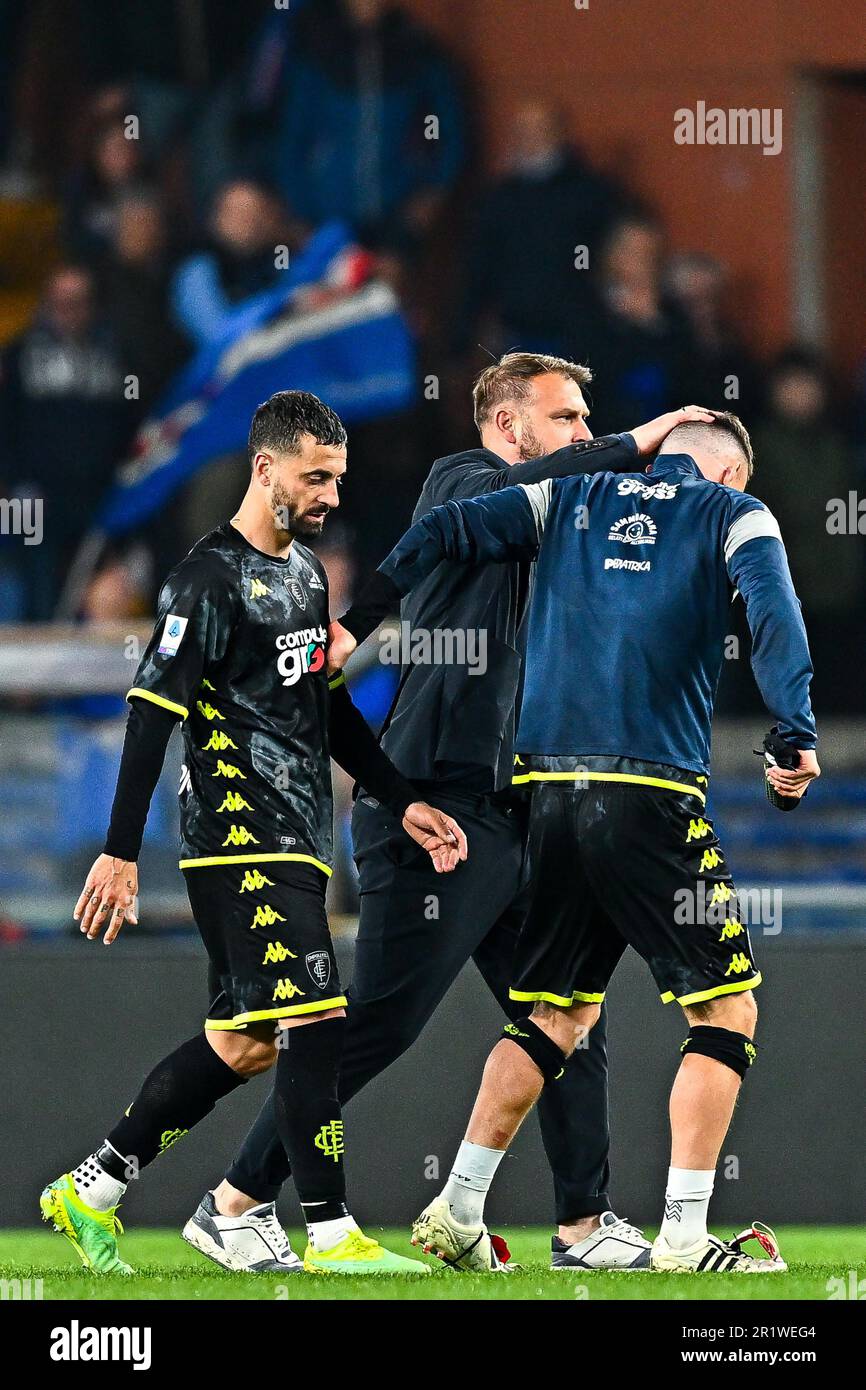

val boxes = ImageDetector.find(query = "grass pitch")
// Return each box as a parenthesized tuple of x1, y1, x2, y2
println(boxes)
(1, 1225, 862, 1300)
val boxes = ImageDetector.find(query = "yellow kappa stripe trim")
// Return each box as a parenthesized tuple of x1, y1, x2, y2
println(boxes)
(509, 987, 606, 1007)
(327, 673, 347, 690)
(660, 973, 762, 1006)
(204, 997, 348, 1030)
(180, 852, 332, 877)
(126, 687, 188, 720)
(511, 769, 706, 804)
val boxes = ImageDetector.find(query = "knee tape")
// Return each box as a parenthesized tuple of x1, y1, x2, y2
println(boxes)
(503, 1018, 567, 1084)
(680, 1025, 757, 1079)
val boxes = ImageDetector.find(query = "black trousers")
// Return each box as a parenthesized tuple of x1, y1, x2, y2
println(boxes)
(225, 791, 612, 1224)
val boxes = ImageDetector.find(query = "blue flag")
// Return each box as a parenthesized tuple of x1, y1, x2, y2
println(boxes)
(99, 223, 415, 536)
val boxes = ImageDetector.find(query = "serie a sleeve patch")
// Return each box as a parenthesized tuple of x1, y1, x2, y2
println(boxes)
(157, 614, 189, 657)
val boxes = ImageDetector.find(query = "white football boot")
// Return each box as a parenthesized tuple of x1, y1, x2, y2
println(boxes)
(183, 1192, 303, 1273)
(411, 1195, 516, 1272)
(652, 1221, 787, 1273)
(551, 1211, 651, 1269)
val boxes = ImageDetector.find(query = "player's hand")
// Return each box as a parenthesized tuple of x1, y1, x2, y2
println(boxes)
(765, 748, 820, 801)
(74, 854, 139, 944)
(326, 619, 357, 676)
(629, 405, 718, 456)
(402, 802, 468, 874)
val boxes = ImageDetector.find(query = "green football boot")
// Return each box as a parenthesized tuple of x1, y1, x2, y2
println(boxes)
(40, 1172, 133, 1274)
(303, 1227, 430, 1275)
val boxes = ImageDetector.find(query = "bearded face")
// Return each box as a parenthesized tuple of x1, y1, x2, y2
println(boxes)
(271, 478, 330, 538)
(515, 416, 548, 462)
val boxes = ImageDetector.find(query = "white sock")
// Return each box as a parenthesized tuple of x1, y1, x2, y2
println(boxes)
(71, 1150, 127, 1212)
(660, 1166, 715, 1250)
(306, 1213, 359, 1252)
(441, 1141, 505, 1226)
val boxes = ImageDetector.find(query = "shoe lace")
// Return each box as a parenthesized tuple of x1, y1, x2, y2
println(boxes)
(339, 1230, 381, 1260)
(253, 1207, 292, 1257)
(729, 1221, 782, 1263)
(609, 1217, 645, 1244)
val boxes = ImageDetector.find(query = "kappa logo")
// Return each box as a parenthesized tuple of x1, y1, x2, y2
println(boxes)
(608, 512, 658, 545)
(250, 903, 287, 929)
(222, 824, 260, 847)
(616, 478, 679, 500)
(686, 817, 712, 842)
(719, 918, 745, 942)
(202, 730, 237, 752)
(250, 578, 270, 600)
(196, 700, 224, 721)
(272, 977, 306, 1002)
(700, 847, 723, 872)
(239, 869, 275, 893)
(216, 791, 252, 813)
(262, 941, 297, 965)
(305, 950, 331, 989)
(724, 952, 752, 977)
(212, 760, 246, 780)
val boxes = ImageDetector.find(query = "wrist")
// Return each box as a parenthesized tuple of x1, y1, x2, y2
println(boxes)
(102, 838, 139, 864)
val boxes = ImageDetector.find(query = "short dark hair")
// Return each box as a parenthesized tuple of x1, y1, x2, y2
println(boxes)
(472, 352, 593, 431)
(248, 390, 347, 466)
(661, 410, 755, 480)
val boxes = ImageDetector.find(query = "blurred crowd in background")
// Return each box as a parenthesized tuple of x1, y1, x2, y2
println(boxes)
(0, 0, 862, 716)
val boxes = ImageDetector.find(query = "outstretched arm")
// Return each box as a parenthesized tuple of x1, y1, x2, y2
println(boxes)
(435, 407, 715, 499)
(337, 482, 546, 652)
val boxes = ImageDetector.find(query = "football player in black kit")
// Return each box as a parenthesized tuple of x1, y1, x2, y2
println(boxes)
(39, 391, 464, 1277)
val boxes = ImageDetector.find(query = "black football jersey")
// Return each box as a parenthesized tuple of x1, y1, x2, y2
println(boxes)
(128, 522, 337, 874)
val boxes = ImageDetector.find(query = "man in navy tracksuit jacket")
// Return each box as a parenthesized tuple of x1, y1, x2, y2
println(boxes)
(344, 410, 819, 1273)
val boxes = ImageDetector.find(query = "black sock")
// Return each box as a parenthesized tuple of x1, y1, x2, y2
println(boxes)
(104, 1033, 245, 1177)
(225, 1090, 289, 1204)
(273, 1018, 347, 1221)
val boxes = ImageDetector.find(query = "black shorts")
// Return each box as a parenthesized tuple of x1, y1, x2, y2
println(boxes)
(182, 859, 346, 1030)
(511, 765, 761, 1010)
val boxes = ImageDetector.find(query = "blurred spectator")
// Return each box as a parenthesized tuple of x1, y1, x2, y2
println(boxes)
(457, 99, 627, 355)
(270, 0, 465, 253)
(97, 191, 189, 412)
(170, 179, 294, 349)
(752, 347, 862, 712)
(63, 115, 148, 262)
(315, 529, 357, 619)
(81, 547, 151, 623)
(665, 251, 762, 418)
(76, 0, 272, 215)
(582, 214, 698, 433)
(0, 264, 130, 618)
